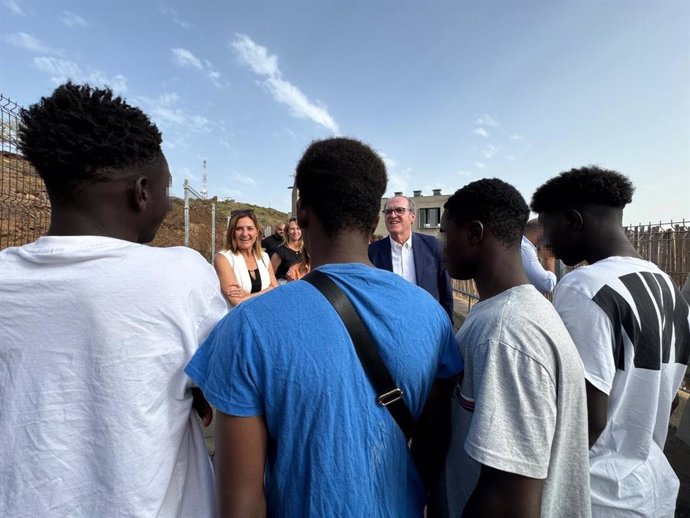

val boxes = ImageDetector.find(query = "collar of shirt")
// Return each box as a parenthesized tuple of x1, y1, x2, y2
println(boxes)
(389, 234, 413, 250)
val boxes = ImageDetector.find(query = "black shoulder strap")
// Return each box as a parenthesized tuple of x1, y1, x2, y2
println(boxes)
(303, 269, 416, 440)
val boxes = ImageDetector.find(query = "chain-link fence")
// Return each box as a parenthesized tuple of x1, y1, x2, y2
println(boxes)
(0, 94, 51, 251)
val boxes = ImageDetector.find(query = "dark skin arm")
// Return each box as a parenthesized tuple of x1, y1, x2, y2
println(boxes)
(586, 380, 608, 448)
(462, 464, 544, 518)
(215, 412, 268, 518)
(411, 375, 460, 492)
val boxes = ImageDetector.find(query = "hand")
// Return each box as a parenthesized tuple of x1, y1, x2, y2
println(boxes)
(225, 283, 244, 299)
(191, 387, 213, 427)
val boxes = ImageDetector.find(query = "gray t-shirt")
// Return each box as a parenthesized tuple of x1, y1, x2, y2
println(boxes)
(435, 284, 591, 518)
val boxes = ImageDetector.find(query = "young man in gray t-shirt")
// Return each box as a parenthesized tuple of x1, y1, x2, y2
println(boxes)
(433, 179, 591, 518)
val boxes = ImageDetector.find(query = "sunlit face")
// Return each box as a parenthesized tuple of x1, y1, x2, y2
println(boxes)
(287, 220, 301, 242)
(234, 216, 258, 251)
(384, 196, 415, 239)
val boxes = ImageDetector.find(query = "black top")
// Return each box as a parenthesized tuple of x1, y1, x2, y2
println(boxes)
(274, 244, 303, 280)
(261, 234, 283, 257)
(249, 268, 262, 294)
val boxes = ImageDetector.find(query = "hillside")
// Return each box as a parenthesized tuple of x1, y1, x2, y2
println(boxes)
(151, 197, 288, 260)
(0, 153, 287, 257)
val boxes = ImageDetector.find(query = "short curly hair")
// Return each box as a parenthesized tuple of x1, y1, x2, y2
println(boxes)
(18, 82, 163, 200)
(444, 178, 529, 246)
(530, 166, 634, 213)
(295, 137, 387, 238)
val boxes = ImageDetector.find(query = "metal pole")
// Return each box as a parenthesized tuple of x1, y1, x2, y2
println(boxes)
(184, 179, 190, 247)
(211, 198, 216, 258)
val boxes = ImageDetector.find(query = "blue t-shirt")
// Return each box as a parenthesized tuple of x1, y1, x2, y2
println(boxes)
(186, 263, 462, 518)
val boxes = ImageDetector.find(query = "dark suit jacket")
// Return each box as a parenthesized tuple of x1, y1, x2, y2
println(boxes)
(368, 232, 454, 322)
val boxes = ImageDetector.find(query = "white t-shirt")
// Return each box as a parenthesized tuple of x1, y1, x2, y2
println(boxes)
(0, 236, 228, 518)
(436, 285, 591, 518)
(554, 256, 690, 517)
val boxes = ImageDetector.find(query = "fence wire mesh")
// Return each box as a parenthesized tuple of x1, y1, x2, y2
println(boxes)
(0, 94, 51, 251)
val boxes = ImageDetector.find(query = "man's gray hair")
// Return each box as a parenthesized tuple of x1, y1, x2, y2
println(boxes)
(386, 195, 415, 213)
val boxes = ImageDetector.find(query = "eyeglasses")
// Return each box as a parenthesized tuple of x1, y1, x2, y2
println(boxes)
(382, 207, 413, 216)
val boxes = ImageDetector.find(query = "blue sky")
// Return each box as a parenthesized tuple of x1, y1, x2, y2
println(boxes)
(1, 0, 688, 224)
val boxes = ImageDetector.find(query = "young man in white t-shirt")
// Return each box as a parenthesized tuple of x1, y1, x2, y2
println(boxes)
(531, 166, 690, 517)
(0, 83, 227, 517)
(434, 178, 591, 518)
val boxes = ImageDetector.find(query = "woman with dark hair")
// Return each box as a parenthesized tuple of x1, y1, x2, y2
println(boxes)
(270, 217, 303, 283)
(214, 210, 278, 307)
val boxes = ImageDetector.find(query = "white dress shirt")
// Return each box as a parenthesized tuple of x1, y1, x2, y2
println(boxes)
(520, 236, 557, 294)
(390, 235, 417, 285)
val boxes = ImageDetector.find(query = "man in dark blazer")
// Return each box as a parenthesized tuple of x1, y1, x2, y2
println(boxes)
(369, 195, 454, 322)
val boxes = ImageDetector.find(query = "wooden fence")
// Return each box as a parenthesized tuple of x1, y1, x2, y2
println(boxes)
(452, 221, 690, 304)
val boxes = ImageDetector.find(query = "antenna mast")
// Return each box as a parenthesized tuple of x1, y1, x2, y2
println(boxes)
(200, 160, 208, 199)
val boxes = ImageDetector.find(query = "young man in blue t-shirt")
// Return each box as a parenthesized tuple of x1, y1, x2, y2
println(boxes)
(186, 137, 463, 517)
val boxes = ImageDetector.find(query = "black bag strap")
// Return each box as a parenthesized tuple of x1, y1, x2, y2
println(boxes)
(303, 269, 416, 440)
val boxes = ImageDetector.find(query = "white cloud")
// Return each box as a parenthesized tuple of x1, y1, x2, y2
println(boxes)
(160, 6, 191, 28)
(483, 144, 498, 159)
(189, 115, 211, 133)
(231, 173, 256, 186)
(509, 134, 524, 141)
(474, 162, 486, 169)
(457, 170, 472, 177)
(3, 0, 24, 15)
(5, 32, 57, 54)
(178, 167, 199, 181)
(475, 114, 499, 127)
(218, 187, 242, 199)
(137, 92, 214, 135)
(379, 151, 412, 196)
(59, 11, 88, 27)
(473, 127, 489, 138)
(33, 56, 127, 94)
(230, 33, 339, 133)
(172, 48, 202, 69)
(172, 48, 223, 87)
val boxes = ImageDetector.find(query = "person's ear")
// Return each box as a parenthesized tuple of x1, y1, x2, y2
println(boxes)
(467, 220, 484, 244)
(127, 175, 148, 212)
(296, 199, 308, 229)
(564, 209, 584, 230)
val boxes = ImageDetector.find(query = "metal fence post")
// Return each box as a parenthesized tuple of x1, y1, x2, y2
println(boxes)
(183, 179, 190, 248)
(211, 198, 216, 257)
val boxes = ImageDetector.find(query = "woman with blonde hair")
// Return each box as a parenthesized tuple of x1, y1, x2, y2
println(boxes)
(214, 209, 278, 307)
(270, 217, 303, 283)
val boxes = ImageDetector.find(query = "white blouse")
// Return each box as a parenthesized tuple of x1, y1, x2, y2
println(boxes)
(217, 250, 271, 294)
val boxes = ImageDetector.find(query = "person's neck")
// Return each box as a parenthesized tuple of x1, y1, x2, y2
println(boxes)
(48, 207, 138, 242)
(389, 230, 411, 245)
(310, 233, 373, 269)
(473, 246, 529, 301)
(240, 248, 255, 261)
(585, 228, 641, 264)
(287, 240, 300, 251)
